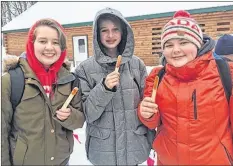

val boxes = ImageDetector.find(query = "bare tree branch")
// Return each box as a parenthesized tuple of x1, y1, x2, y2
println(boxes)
(23, 1, 27, 11)
(11, 2, 20, 16)
(18, 2, 23, 14)
(1, 1, 37, 27)
(1, 2, 7, 26)
(6, 2, 12, 22)
(29, 1, 37, 5)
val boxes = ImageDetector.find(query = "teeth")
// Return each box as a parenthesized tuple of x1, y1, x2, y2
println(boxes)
(43, 54, 54, 56)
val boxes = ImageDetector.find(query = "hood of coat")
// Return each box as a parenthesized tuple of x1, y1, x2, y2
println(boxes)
(93, 7, 134, 65)
(2, 55, 19, 73)
(3, 52, 71, 73)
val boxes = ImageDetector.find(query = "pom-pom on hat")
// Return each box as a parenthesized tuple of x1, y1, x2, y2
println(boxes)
(161, 10, 203, 49)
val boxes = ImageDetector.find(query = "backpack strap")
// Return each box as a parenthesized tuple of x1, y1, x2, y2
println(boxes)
(157, 67, 166, 85)
(215, 54, 232, 103)
(9, 66, 25, 110)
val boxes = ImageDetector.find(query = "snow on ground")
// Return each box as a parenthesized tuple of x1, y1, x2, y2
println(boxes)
(70, 123, 93, 165)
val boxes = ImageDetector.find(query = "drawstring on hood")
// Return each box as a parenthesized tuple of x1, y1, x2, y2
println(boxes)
(26, 19, 67, 98)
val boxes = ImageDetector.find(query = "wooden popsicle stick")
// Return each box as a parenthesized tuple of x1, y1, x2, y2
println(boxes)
(61, 87, 79, 110)
(115, 55, 122, 72)
(151, 76, 159, 101)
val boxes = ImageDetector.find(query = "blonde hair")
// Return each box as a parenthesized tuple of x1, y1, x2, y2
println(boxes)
(33, 19, 67, 51)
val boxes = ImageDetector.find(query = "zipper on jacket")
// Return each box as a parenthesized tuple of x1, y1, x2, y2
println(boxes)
(192, 89, 197, 120)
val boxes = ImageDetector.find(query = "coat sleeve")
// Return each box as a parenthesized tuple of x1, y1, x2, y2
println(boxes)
(74, 64, 115, 123)
(139, 59, 148, 99)
(53, 78, 85, 130)
(230, 95, 233, 137)
(1, 73, 14, 165)
(138, 67, 162, 129)
(229, 63, 233, 137)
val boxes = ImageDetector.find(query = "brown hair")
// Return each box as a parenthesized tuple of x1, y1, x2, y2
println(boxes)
(33, 19, 67, 51)
(98, 14, 122, 32)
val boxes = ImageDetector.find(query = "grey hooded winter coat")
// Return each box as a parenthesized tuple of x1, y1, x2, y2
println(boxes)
(74, 7, 150, 165)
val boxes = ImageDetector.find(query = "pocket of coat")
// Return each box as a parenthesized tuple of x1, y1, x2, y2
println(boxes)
(57, 84, 71, 96)
(89, 125, 111, 139)
(133, 125, 147, 135)
(21, 85, 40, 101)
(13, 137, 27, 165)
(221, 143, 233, 165)
(133, 126, 150, 158)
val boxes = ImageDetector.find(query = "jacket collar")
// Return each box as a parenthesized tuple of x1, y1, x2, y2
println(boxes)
(166, 51, 214, 81)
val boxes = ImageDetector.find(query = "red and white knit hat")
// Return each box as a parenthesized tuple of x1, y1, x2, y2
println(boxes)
(161, 10, 203, 49)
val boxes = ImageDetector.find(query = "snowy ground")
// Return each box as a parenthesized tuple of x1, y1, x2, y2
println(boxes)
(70, 123, 93, 165)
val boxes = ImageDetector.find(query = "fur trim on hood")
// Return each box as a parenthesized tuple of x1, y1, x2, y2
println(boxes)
(2, 55, 19, 73)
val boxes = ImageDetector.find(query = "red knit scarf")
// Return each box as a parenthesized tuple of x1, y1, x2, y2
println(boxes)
(26, 19, 67, 98)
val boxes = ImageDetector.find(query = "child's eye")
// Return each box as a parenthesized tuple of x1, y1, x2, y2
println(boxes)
(101, 29, 107, 33)
(53, 41, 59, 45)
(39, 40, 46, 44)
(180, 41, 189, 45)
(165, 44, 172, 48)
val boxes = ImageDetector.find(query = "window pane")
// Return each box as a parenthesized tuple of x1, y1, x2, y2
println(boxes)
(78, 39, 85, 53)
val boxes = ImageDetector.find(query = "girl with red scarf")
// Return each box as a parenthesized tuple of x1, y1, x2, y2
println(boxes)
(2, 19, 85, 165)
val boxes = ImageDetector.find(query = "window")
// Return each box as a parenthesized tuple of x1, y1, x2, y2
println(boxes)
(199, 23, 206, 33)
(151, 27, 162, 57)
(78, 39, 85, 53)
(216, 22, 230, 33)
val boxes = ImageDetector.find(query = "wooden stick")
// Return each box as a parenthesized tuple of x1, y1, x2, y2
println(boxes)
(151, 76, 159, 102)
(115, 55, 122, 72)
(61, 87, 79, 110)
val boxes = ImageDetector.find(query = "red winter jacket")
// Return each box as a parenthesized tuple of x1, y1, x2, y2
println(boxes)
(138, 51, 233, 165)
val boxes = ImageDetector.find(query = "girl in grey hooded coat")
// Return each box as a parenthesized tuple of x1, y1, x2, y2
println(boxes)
(75, 7, 150, 165)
